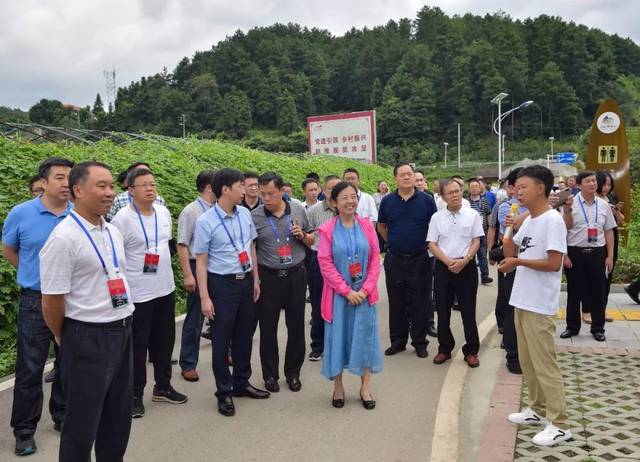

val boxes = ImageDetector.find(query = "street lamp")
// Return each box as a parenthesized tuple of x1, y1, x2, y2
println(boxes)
(443, 142, 449, 168)
(492, 95, 533, 179)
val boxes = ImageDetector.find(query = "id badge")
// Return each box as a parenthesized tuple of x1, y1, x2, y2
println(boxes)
(238, 250, 251, 272)
(107, 278, 129, 308)
(278, 244, 293, 265)
(143, 253, 159, 274)
(587, 227, 598, 244)
(349, 262, 363, 283)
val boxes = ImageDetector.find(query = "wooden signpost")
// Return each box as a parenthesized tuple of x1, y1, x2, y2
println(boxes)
(586, 99, 630, 240)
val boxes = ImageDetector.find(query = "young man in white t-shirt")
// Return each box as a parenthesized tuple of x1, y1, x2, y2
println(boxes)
(498, 165, 571, 447)
(111, 169, 187, 418)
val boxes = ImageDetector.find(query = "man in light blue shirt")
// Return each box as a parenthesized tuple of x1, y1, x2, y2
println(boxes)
(2, 157, 73, 456)
(194, 168, 269, 417)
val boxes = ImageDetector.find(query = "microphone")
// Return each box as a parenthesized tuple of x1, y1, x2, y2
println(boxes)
(502, 203, 520, 242)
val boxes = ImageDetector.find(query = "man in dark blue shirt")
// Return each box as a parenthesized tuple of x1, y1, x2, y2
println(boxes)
(378, 162, 437, 358)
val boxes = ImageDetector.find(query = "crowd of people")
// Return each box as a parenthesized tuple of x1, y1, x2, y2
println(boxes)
(2, 156, 637, 460)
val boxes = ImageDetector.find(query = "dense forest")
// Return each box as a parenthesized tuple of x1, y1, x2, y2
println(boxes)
(6, 7, 640, 164)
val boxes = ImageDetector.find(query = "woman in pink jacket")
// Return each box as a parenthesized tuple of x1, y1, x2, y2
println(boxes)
(317, 181, 382, 410)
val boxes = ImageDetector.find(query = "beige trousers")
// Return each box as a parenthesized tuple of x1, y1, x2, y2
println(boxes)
(514, 308, 568, 429)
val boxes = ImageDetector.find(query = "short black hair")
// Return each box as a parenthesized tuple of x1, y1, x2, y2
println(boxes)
(258, 172, 284, 189)
(306, 172, 320, 181)
(196, 169, 217, 193)
(468, 178, 480, 185)
(127, 162, 151, 173)
(596, 170, 614, 195)
(126, 168, 154, 189)
(116, 170, 128, 187)
(330, 181, 357, 202)
(28, 174, 43, 190)
(393, 162, 414, 176)
(414, 169, 425, 176)
(38, 157, 75, 179)
(243, 171, 259, 180)
(324, 174, 340, 184)
(282, 181, 293, 188)
(212, 168, 245, 198)
(451, 175, 464, 181)
(302, 178, 320, 190)
(517, 165, 554, 197)
(440, 179, 462, 194)
(576, 170, 596, 185)
(68, 161, 111, 199)
(343, 167, 360, 179)
(506, 167, 523, 186)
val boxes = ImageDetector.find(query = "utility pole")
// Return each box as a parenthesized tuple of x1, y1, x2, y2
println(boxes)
(103, 68, 116, 113)
(457, 123, 461, 169)
(444, 142, 449, 168)
(179, 114, 186, 138)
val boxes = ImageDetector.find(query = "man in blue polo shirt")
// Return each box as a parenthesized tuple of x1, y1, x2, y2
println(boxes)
(378, 162, 437, 358)
(2, 157, 74, 456)
(194, 168, 270, 417)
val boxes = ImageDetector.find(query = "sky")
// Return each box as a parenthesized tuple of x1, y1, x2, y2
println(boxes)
(1, 0, 638, 111)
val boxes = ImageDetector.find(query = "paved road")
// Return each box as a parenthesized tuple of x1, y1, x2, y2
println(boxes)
(0, 267, 500, 461)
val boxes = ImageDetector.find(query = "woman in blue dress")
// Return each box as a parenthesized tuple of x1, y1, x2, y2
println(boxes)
(317, 181, 383, 410)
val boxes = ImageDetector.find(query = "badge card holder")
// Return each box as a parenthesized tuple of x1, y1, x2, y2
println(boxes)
(133, 203, 160, 275)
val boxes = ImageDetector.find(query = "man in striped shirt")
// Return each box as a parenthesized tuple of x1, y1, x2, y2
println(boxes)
(468, 178, 492, 285)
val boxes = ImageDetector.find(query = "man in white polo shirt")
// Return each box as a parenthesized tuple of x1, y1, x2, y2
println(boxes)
(428, 178, 484, 368)
(111, 168, 187, 419)
(343, 168, 378, 223)
(40, 161, 135, 461)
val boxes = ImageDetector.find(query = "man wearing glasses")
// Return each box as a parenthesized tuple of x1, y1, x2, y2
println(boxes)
(106, 162, 166, 221)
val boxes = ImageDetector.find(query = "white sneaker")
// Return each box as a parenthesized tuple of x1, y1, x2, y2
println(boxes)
(507, 407, 548, 426)
(532, 424, 572, 446)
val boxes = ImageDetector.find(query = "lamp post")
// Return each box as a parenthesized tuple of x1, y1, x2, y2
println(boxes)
(492, 95, 534, 180)
(443, 142, 449, 168)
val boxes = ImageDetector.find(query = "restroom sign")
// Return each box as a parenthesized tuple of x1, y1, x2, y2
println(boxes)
(597, 145, 618, 164)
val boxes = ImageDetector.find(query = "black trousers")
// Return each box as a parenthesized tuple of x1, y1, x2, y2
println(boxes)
(11, 291, 65, 437)
(307, 251, 325, 354)
(132, 291, 175, 397)
(502, 271, 519, 366)
(208, 273, 258, 398)
(583, 229, 618, 313)
(258, 265, 307, 381)
(384, 251, 430, 349)
(565, 246, 606, 334)
(59, 317, 133, 462)
(495, 270, 506, 330)
(434, 260, 480, 356)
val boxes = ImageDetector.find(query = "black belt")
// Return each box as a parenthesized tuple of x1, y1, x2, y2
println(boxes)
(389, 250, 426, 259)
(20, 288, 42, 298)
(259, 263, 305, 278)
(210, 271, 251, 280)
(65, 315, 132, 328)
(568, 246, 606, 254)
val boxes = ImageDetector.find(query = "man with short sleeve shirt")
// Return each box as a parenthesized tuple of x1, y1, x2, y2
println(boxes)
(305, 175, 341, 360)
(377, 162, 437, 358)
(194, 168, 269, 417)
(2, 157, 72, 456)
(106, 162, 166, 221)
(40, 161, 135, 461)
(428, 179, 484, 367)
(343, 168, 378, 222)
(561, 171, 616, 341)
(111, 169, 187, 418)
(252, 172, 313, 392)
(499, 165, 572, 447)
(177, 170, 216, 382)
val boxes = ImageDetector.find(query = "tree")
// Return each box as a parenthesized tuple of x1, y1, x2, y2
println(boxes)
(369, 78, 383, 108)
(92, 94, 105, 115)
(276, 91, 301, 134)
(28, 99, 64, 125)
(216, 87, 252, 138)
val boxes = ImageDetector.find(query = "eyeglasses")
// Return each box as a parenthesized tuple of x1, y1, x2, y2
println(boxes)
(131, 183, 157, 189)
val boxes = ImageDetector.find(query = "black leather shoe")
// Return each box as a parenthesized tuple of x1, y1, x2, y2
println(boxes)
(507, 363, 522, 375)
(360, 392, 376, 410)
(44, 368, 57, 384)
(286, 377, 302, 392)
(415, 347, 429, 358)
(560, 329, 578, 339)
(233, 384, 270, 399)
(593, 332, 606, 342)
(427, 325, 438, 338)
(625, 286, 640, 304)
(217, 396, 235, 416)
(332, 392, 345, 408)
(264, 377, 280, 393)
(384, 344, 406, 356)
(53, 421, 63, 432)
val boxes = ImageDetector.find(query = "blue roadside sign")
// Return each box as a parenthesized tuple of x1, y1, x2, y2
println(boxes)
(555, 152, 577, 164)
